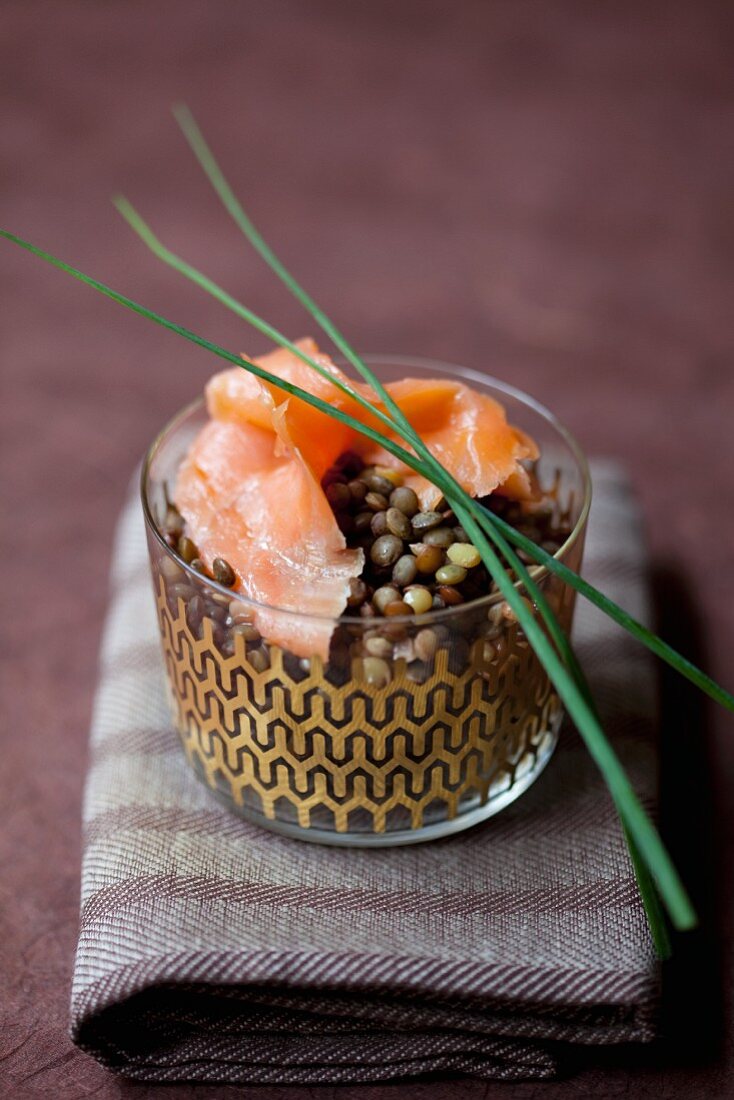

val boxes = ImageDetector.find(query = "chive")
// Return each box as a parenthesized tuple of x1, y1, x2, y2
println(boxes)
(479, 507, 734, 713)
(113, 197, 400, 440)
(171, 106, 732, 716)
(173, 103, 436, 452)
(451, 499, 695, 929)
(165, 115, 700, 945)
(7, 107, 726, 944)
(107, 189, 682, 937)
(0, 226, 694, 938)
(165, 107, 723, 938)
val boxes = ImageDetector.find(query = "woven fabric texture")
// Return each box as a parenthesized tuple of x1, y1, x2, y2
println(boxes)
(70, 461, 658, 1083)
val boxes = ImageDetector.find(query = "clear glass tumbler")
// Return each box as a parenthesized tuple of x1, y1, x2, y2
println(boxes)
(142, 357, 591, 845)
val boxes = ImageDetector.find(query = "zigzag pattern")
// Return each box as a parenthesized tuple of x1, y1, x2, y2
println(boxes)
(155, 576, 564, 834)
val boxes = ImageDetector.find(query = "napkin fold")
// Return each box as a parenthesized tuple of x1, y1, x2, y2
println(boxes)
(71, 461, 660, 1083)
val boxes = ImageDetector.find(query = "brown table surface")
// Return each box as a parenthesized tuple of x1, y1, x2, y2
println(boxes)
(2, 1, 733, 1097)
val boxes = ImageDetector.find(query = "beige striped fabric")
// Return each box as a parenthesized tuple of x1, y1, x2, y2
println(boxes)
(70, 462, 659, 1083)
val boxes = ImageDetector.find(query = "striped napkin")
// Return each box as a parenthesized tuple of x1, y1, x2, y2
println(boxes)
(70, 461, 659, 1083)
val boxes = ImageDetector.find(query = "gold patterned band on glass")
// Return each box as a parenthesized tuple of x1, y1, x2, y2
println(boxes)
(154, 576, 565, 835)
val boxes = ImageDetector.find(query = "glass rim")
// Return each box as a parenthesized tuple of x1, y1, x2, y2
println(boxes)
(140, 355, 592, 628)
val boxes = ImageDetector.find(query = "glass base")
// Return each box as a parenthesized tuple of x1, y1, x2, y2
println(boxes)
(201, 728, 558, 847)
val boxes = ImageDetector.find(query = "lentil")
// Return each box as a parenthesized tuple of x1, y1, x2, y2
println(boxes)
(177, 535, 198, 564)
(435, 563, 467, 586)
(392, 554, 418, 587)
(365, 491, 389, 512)
(212, 557, 236, 586)
(384, 600, 411, 616)
(169, 582, 196, 605)
(362, 656, 392, 687)
(232, 622, 261, 644)
(414, 627, 438, 661)
(422, 527, 455, 548)
(370, 511, 389, 538)
(364, 635, 393, 659)
(336, 511, 355, 536)
(373, 585, 401, 614)
(325, 481, 351, 510)
(407, 660, 429, 683)
(393, 636, 416, 662)
(347, 578, 368, 608)
(348, 479, 368, 505)
(321, 468, 347, 488)
(370, 534, 404, 568)
(363, 471, 395, 496)
(389, 485, 419, 517)
(411, 510, 444, 533)
(437, 585, 464, 605)
(447, 542, 482, 569)
(248, 645, 271, 672)
(403, 586, 433, 615)
(385, 507, 412, 540)
(412, 544, 444, 574)
(163, 450, 574, 691)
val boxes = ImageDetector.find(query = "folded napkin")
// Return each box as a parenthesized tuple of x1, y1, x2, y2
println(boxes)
(71, 461, 659, 1083)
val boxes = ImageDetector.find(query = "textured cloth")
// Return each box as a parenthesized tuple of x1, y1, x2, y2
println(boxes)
(70, 461, 659, 1083)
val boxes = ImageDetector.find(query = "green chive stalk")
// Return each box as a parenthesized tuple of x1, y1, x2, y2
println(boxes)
(0, 226, 698, 943)
(172, 105, 733, 716)
(135, 111, 705, 948)
(4, 113, 727, 946)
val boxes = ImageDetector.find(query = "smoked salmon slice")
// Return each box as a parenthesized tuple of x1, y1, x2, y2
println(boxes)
(176, 356, 364, 657)
(174, 339, 537, 657)
(356, 377, 538, 506)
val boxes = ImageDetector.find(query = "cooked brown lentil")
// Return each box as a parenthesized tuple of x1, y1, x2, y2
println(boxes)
(362, 471, 395, 495)
(212, 557, 236, 586)
(348, 479, 368, 505)
(392, 554, 418, 587)
(370, 511, 389, 538)
(365, 491, 389, 512)
(437, 585, 464, 605)
(385, 507, 412, 540)
(325, 481, 351, 510)
(421, 527, 455, 548)
(411, 510, 444, 533)
(412, 544, 444, 574)
(389, 485, 419, 517)
(371, 534, 404, 567)
(347, 577, 368, 608)
(177, 535, 198, 564)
